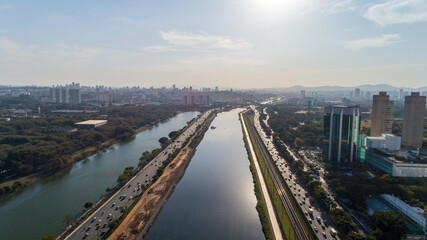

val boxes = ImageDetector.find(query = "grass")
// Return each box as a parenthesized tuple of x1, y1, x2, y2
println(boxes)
(244, 112, 296, 240)
(253, 112, 318, 240)
(240, 113, 276, 240)
(0, 173, 40, 189)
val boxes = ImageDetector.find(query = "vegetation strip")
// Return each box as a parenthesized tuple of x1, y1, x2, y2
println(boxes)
(244, 112, 296, 240)
(240, 112, 276, 240)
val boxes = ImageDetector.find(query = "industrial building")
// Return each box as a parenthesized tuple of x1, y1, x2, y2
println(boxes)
(363, 149, 427, 177)
(361, 133, 401, 151)
(75, 120, 108, 128)
(380, 194, 426, 239)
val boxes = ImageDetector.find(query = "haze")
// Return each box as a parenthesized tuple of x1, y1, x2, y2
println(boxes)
(1, 0, 427, 88)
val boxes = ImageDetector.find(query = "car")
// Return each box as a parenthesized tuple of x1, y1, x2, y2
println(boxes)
(83, 233, 89, 239)
(316, 216, 321, 223)
(321, 225, 325, 230)
(309, 219, 312, 224)
(314, 227, 318, 232)
(305, 211, 308, 215)
(322, 232, 327, 238)
(91, 217, 96, 222)
(111, 203, 116, 207)
(107, 213, 112, 219)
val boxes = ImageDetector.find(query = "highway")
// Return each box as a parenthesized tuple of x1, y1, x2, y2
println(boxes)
(253, 106, 339, 240)
(244, 110, 311, 240)
(65, 109, 214, 240)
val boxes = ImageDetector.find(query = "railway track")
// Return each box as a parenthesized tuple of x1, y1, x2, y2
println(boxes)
(244, 113, 311, 240)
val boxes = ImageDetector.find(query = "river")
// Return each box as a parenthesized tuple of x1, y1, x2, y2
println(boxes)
(145, 108, 264, 240)
(0, 111, 200, 240)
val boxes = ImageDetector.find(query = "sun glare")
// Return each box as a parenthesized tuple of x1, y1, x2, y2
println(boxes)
(247, 0, 308, 19)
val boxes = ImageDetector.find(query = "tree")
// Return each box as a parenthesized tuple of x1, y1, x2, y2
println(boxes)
(372, 210, 407, 240)
(84, 201, 93, 208)
(63, 214, 73, 226)
(346, 232, 374, 240)
(168, 131, 178, 139)
(40, 235, 55, 240)
(158, 137, 169, 144)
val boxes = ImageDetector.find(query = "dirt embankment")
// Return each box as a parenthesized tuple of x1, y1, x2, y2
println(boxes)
(107, 145, 194, 240)
(108, 112, 214, 240)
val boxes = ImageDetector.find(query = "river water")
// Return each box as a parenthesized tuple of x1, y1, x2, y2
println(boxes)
(146, 109, 264, 240)
(0, 111, 200, 240)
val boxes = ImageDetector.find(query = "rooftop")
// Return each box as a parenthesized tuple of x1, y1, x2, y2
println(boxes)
(75, 120, 107, 125)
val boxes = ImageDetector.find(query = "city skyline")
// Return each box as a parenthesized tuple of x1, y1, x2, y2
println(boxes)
(1, 0, 427, 88)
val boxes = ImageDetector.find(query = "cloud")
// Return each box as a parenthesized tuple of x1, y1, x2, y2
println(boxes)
(159, 30, 253, 50)
(364, 0, 427, 26)
(346, 34, 402, 50)
(0, 38, 112, 63)
(141, 45, 175, 52)
(0, 5, 12, 10)
(0, 38, 19, 54)
(320, 0, 357, 15)
(140, 45, 212, 53)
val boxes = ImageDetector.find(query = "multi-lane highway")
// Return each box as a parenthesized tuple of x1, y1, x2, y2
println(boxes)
(244, 110, 311, 240)
(65, 110, 214, 240)
(252, 106, 339, 240)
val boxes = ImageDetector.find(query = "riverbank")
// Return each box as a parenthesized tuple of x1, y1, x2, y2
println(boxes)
(240, 110, 282, 240)
(0, 114, 184, 200)
(107, 112, 216, 240)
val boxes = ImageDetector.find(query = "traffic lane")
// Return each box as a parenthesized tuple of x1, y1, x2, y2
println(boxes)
(69, 111, 212, 239)
(254, 113, 336, 240)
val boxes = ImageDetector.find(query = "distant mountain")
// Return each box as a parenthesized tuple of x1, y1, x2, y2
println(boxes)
(274, 84, 427, 92)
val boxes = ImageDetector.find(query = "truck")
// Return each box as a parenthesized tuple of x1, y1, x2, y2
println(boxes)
(330, 228, 337, 237)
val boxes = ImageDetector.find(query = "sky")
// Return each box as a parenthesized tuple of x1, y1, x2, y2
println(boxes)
(0, 0, 427, 89)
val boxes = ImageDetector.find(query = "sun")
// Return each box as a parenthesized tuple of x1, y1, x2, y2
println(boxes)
(247, 0, 308, 18)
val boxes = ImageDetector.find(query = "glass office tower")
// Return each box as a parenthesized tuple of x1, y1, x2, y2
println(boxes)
(323, 105, 361, 163)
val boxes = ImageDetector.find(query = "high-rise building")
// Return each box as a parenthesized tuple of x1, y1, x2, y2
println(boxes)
(49, 86, 56, 102)
(61, 87, 69, 104)
(355, 88, 361, 98)
(301, 90, 305, 98)
(323, 105, 361, 163)
(54, 87, 62, 103)
(399, 89, 404, 101)
(371, 92, 394, 136)
(69, 88, 81, 104)
(402, 92, 426, 148)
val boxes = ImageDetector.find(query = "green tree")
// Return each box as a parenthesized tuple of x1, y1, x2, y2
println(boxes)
(168, 131, 178, 139)
(372, 210, 407, 240)
(158, 137, 169, 144)
(84, 201, 93, 208)
(40, 235, 55, 240)
(63, 213, 73, 226)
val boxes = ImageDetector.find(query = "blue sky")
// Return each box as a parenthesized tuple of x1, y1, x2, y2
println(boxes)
(0, 0, 426, 88)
